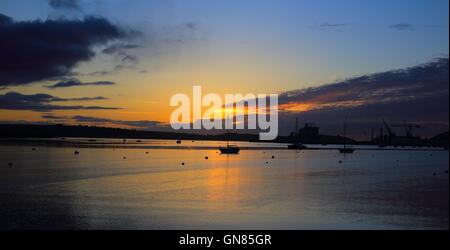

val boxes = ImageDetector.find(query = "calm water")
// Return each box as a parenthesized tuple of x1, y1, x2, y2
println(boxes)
(0, 139, 448, 229)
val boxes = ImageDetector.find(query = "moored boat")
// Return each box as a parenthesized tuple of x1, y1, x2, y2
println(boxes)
(219, 145, 240, 154)
(288, 117, 308, 150)
(220, 125, 240, 154)
(339, 147, 354, 153)
(339, 116, 354, 154)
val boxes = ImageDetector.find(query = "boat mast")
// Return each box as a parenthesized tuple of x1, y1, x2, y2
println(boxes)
(226, 114, 230, 148)
(343, 116, 347, 149)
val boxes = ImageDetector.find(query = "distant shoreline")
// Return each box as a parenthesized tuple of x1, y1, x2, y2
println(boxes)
(1, 124, 448, 149)
(0, 138, 446, 151)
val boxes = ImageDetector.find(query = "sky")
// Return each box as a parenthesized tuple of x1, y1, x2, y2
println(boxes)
(0, 0, 449, 138)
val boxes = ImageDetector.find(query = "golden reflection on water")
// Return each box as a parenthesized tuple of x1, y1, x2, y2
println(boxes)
(34, 149, 255, 213)
(0, 145, 448, 229)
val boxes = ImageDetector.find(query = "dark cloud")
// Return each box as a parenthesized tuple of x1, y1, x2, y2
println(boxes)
(46, 79, 116, 88)
(276, 58, 449, 138)
(64, 96, 108, 101)
(0, 14, 132, 86)
(0, 92, 119, 111)
(313, 22, 349, 32)
(71, 115, 111, 123)
(76, 65, 138, 77)
(84, 70, 113, 77)
(41, 114, 68, 119)
(78, 64, 142, 77)
(185, 22, 197, 30)
(100, 43, 142, 73)
(71, 115, 166, 129)
(278, 58, 448, 106)
(320, 22, 347, 28)
(121, 54, 139, 64)
(102, 44, 140, 54)
(389, 23, 414, 31)
(48, 0, 81, 11)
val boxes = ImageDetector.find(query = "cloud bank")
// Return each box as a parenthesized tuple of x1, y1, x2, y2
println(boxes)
(46, 79, 116, 89)
(389, 23, 414, 31)
(0, 13, 132, 86)
(276, 58, 449, 137)
(0, 92, 119, 111)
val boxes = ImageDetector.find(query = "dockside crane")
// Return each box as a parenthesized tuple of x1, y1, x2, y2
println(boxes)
(392, 120, 421, 138)
(382, 118, 395, 144)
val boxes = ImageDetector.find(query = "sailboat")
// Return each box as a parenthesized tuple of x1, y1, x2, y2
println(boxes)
(339, 116, 354, 154)
(219, 115, 240, 154)
(219, 133, 240, 154)
(288, 117, 307, 150)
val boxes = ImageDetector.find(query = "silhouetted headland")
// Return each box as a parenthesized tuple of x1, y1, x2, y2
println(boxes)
(0, 124, 349, 143)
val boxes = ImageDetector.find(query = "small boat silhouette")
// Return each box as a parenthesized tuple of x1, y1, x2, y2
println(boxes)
(219, 123, 240, 154)
(339, 147, 354, 153)
(219, 115, 240, 154)
(219, 145, 240, 154)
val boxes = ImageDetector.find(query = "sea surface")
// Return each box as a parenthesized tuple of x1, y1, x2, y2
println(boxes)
(0, 138, 448, 229)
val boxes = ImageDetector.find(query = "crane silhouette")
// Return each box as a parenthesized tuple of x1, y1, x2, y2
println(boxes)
(391, 120, 421, 137)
